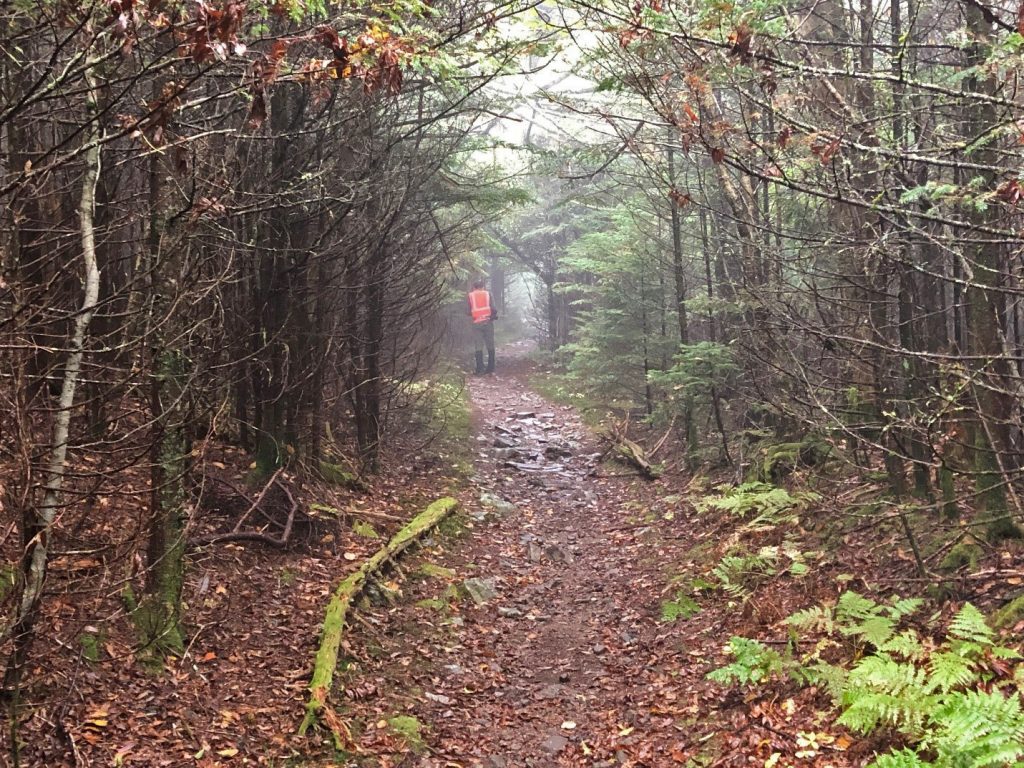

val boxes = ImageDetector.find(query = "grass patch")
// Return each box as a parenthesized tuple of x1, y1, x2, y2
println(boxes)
(411, 367, 473, 480)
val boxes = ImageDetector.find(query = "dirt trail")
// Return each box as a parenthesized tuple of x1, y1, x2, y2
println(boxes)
(349, 345, 709, 766)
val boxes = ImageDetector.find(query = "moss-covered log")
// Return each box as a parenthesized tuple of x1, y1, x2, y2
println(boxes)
(299, 496, 459, 735)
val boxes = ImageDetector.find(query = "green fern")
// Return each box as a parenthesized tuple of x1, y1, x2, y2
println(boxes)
(928, 689, 1024, 768)
(925, 648, 978, 693)
(788, 604, 834, 634)
(838, 655, 934, 734)
(712, 547, 780, 598)
(696, 482, 820, 530)
(724, 594, 1023, 768)
(871, 748, 931, 768)
(881, 629, 927, 661)
(834, 591, 924, 648)
(947, 602, 994, 644)
(706, 637, 787, 686)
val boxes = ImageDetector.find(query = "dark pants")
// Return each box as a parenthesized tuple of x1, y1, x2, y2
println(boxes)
(473, 321, 495, 373)
(473, 321, 495, 353)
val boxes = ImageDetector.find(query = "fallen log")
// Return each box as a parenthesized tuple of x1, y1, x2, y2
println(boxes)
(606, 418, 661, 480)
(299, 496, 459, 735)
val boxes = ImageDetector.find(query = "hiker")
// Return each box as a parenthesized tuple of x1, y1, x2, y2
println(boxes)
(467, 279, 497, 374)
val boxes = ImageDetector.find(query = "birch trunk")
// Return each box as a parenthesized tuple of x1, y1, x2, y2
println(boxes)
(3, 60, 102, 694)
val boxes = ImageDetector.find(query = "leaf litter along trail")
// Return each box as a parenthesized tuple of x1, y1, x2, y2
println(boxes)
(333, 345, 781, 768)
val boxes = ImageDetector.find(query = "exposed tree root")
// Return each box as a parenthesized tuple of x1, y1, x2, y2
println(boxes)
(299, 496, 459, 736)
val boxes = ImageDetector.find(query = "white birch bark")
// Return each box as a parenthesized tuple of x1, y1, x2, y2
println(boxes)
(13, 61, 102, 630)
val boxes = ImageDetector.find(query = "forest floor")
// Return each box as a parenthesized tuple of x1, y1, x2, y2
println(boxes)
(10, 343, 1022, 768)
(317, 343, 921, 768)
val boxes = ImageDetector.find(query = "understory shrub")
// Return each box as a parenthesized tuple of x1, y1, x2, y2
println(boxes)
(696, 481, 821, 531)
(709, 593, 1024, 768)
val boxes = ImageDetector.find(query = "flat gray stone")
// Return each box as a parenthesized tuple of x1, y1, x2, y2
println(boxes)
(527, 541, 544, 562)
(537, 683, 564, 700)
(541, 733, 569, 754)
(480, 492, 517, 515)
(463, 577, 498, 605)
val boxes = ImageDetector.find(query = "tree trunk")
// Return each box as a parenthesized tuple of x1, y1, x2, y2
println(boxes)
(4, 61, 102, 696)
(962, 1, 1021, 539)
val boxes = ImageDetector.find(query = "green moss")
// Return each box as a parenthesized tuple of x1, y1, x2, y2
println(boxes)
(415, 598, 447, 611)
(78, 631, 102, 662)
(279, 568, 297, 586)
(756, 437, 833, 482)
(131, 598, 185, 657)
(990, 595, 1024, 629)
(985, 515, 1023, 543)
(939, 542, 984, 572)
(387, 715, 426, 754)
(121, 583, 138, 612)
(319, 461, 365, 490)
(437, 512, 468, 538)
(0, 563, 17, 601)
(418, 563, 456, 580)
(309, 503, 343, 518)
(301, 497, 458, 735)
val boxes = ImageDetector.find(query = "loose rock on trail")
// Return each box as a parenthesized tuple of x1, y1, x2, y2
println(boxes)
(339, 347, 717, 766)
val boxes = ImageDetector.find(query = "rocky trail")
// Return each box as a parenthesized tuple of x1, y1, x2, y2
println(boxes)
(337, 346, 729, 767)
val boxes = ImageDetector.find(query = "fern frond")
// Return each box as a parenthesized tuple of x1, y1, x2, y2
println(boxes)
(889, 597, 924, 620)
(788, 604, 834, 634)
(841, 656, 933, 733)
(842, 615, 897, 647)
(799, 660, 847, 703)
(707, 637, 786, 686)
(837, 591, 882, 621)
(881, 629, 926, 661)
(929, 689, 1024, 768)
(925, 650, 977, 693)
(868, 748, 931, 768)
(948, 603, 994, 644)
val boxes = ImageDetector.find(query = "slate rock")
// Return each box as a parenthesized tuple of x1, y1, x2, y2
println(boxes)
(537, 683, 564, 700)
(544, 544, 571, 563)
(498, 606, 523, 618)
(527, 541, 544, 562)
(541, 733, 569, 754)
(479, 492, 517, 515)
(463, 577, 498, 605)
(543, 443, 573, 459)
